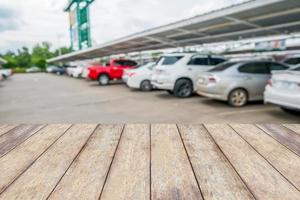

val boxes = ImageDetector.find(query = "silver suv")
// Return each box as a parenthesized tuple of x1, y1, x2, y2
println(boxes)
(196, 60, 290, 107)
(151, 53, 226, 98)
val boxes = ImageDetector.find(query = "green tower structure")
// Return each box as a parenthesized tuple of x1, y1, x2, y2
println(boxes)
(65, 0, 95, 51)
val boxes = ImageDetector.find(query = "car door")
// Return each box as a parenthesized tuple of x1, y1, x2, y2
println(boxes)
(110, 60, 124, 79)
(186, 55, 212, 86)
(238, 62, 270, 100)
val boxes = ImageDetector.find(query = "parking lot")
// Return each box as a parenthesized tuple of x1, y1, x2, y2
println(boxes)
(0, 73, 298, 123)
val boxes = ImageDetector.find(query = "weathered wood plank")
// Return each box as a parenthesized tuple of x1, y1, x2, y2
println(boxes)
(0, 124, 97, 200)
(205, 124, 300, 200)
(232, 124, 300, 190)
(151, 124, 203, 200)
(0, 124, 44, 158)
(178, 124, 254, 200)
(0, 124, 71, 193)
(100, 124, 150, 200)
(48, 124, 123, 200)
(283, 124, 300, 135)
(0, 125, 19, 137)
(258, 124, 300, 156)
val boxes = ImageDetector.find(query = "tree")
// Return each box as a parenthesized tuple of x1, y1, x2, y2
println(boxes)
(2, 51, 17, 69)
(16, 47, 31, 68)
(1, 42, 71, 69)
(31, 42, 55, 69)
(54, 47, 72, 57)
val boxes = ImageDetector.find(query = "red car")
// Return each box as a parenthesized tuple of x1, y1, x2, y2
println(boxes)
(88, 59, 138, 85)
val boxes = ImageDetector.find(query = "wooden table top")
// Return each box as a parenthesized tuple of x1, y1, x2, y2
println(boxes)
(0, 124, 299, 199)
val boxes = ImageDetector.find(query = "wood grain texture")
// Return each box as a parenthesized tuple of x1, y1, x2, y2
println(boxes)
(0, 125, 18, 137)
(0, 124, 71, 193)
(0, 124, 97, 200)
(258, 124, 300, 156)
(206, 124, 300, 200)
(49, 124, 123, 200)
(283, 124, 300, 135)
(0, 124, 44, 158)
(232, 124, 300, 190)
(100, 124, 150, 200)
(178, 124, 254, 200)
(151, 124, 203, 200)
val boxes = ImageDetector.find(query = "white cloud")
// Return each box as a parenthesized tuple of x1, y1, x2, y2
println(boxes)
(0, 0, 247, 53)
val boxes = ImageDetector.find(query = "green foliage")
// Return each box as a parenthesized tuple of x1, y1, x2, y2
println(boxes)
(13, 67, 27, 73)
(1, 42, 71, 70)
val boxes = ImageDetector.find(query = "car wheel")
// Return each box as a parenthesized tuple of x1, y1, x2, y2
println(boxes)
(98, 74, 110, 86)
(140, 80, 153, 91)
(174, 79, 193, 98)
(281, 107, 294, 113)
(228, 89, 248, 107)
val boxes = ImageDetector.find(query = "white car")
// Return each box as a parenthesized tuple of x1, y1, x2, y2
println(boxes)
(125, 62, 156, 91)
(66, 66, 77, 77)
(46, 66, 56, 73)
(0, 69, 13, 79)
(67, 65, 89, 78)
(264, 65, 300, 112)
(151, 53, 226, 98)
(26, 67, 41, 73)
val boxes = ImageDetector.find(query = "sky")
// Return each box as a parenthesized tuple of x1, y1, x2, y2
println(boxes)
(0, 0, 248, 53)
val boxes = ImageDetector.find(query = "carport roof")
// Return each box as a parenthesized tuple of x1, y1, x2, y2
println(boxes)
(48, 0, 300, 63)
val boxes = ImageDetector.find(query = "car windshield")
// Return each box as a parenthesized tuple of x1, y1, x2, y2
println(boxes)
(209, 62, 237, 72)
(159, 56, 184, 65)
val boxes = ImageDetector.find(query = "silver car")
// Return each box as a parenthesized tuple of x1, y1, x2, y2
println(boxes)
(264, 65, 300, 112)
(196, 60, 290, 107)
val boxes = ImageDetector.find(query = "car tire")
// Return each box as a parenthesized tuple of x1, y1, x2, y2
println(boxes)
(228, 89, 248, 107)
(98, 74, 110, 86)
(173, 79, 193, 98)
(140, 80, 153, 91)
(281, 107, 293, 113)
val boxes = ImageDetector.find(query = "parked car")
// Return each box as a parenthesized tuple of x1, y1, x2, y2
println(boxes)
(196, 60, 290, 107)
(264, 65, 300, 112)
(26, 66, 41, 73)
(282, 55, 300, 66)
(151, 53, 226, 98)
(67, 65, 89, 78)
(52, 66, 66, 75)
(125, 62, 156, 91)
(88, 59, 137, 85)
(82, 67, 90, 79)
(0, 69, 13, 79)
(66, 66, 77, 77)
(46, 66, 57, 73)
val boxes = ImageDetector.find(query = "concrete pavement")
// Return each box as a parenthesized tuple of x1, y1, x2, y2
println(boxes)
(0, 73, 299, 123)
